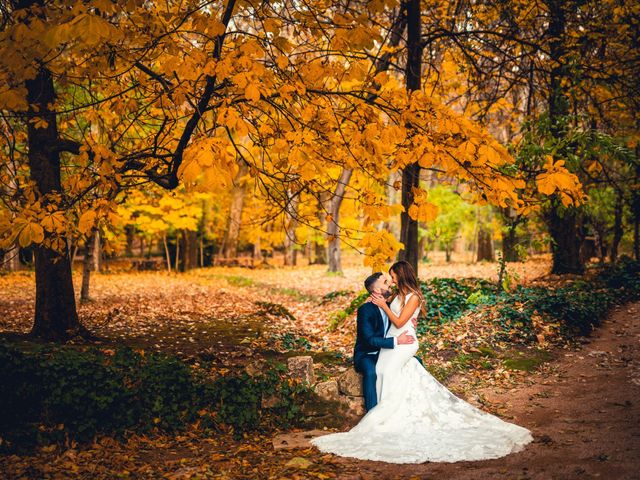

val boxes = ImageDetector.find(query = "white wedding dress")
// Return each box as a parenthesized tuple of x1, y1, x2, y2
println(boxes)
(311, 292, 533, 463)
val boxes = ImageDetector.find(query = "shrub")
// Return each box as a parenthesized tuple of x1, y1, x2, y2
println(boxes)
(0, 342, 312, 452)
(494, 259, 639, 340)
(329, 259, 640, 344)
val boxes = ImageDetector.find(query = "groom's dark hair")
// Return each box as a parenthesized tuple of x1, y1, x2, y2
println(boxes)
(364, 272, 383, 293)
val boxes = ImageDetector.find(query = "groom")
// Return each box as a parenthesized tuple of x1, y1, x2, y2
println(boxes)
(354, 272, 416, 411)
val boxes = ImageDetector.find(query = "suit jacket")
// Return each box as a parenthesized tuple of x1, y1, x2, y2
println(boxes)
(353, 302, 395, 368)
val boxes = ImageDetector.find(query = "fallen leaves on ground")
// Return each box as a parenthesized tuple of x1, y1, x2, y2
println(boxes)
(0, 255, 562, 478)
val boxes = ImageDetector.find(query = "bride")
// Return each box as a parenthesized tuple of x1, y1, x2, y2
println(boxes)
(310, 260, 533, 463)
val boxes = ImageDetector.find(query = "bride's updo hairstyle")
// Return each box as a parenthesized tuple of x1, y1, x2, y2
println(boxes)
(389, 260, 426, 316)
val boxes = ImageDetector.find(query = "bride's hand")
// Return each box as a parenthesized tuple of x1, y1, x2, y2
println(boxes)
(370, 293, 387, 308)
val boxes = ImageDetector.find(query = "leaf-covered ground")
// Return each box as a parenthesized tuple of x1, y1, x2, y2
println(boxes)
(0, 255, 550, 363)
(3, 256, 638, 478)
(0, 301, 638, 479)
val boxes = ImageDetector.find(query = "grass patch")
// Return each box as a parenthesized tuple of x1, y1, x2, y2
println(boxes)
(425, 363, 453, 383)
(502, 349, 553, 371)
(224, 275, 255, 287)
(267, 286, 317, 302)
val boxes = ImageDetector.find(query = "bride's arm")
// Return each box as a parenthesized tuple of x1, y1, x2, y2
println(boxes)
(373, 294, 420, 328)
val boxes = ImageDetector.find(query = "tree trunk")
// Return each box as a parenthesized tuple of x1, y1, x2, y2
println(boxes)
(382, 170, 400, 237)
(80, 228, 99, 302)
(26, 65, 82, 339)
(314, 241, 327, 265)
(502, 225, 519, 262)
(221, 161, 249, 258)
(544, 0, 584, 274)
(311, 194, 329, 265)
(253, 234, 263, 263)
(398, 0, 423, 275)
(610, 191, 624, 264)
(284, 192, 300, 266)
(199, 234, 204, 268)
(418, 233, 427, 262)
(92, 230, 101, 272)
(180, 230, 198, 272)
(633, 151, 640, 261)
(476, 226, 495, 262)
(2, 243, 21, 271)
(328, 168, 353, 273)
(125, 225, 134, 256)
(544, 205, 585, 274)
(163, 233, 171, 273)
(174, 234, 180, 271)
(501, 207, 523, 262)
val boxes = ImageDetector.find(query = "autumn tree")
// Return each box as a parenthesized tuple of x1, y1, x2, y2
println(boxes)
(0, 0, 585, 340)
(415, 0, 638, 273)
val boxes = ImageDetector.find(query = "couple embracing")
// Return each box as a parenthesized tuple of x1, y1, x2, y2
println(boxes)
(311, 261, 533, 464)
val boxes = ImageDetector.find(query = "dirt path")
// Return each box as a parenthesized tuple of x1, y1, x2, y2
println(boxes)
(320, 302, 640, 480)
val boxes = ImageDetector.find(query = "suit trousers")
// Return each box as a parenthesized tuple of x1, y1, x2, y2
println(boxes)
(355, 354, 378, 411)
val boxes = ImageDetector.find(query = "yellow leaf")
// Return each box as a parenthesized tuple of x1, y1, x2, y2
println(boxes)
(179, 160, 201, 183)
(208, 20, 226, 36)
(245, 83, 261, 102)
(41, 211, 67, 233)
(408, 202, 438, 222)
(18, 222, 44, 247)
(275, 56, 289, 69)
(78, 210, 97, 234)
(0, 87, 28, 111)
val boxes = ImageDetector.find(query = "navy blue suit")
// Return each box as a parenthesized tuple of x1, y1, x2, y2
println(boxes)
(353, 302, 394, 411)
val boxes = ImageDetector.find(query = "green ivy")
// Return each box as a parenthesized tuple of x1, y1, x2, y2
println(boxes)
(0, 343, 312, 452)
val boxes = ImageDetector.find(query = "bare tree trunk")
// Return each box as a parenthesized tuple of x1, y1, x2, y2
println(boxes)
(418, 233, 427, 263)
(398, 0, 423, 275)
(80, 227, 99, 302)
(180, 230, 198, 272)
(163, 233, 171, 273)
(125, 225, 134, 257)
(314, 241, 327, 265)
(611, 191, 624, 264)
(476, 226, 495, 262)
(501, 207, 525, 262)
(253, 234, 263, 263)
(199, 197, 211, 268)
(545, 204, 585, 274)
(92, 230, 101, 272)
(312, 193, 329, 265)
(327, 168, 353, 273)
(221, 161, 249, 258)
(284, 192, 300, 266)
(633, 154, 640, 261)
(2, 244, 21, 271)
(174, 234, 180, 272)
(199, 235, 204, 268)
(382, 170, 400, 237)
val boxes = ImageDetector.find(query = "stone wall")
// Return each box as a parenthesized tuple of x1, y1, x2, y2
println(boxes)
(286, 356, 365, 417)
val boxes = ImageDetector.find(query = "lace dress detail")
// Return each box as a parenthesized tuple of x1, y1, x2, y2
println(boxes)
(310, 293, 533, 463)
